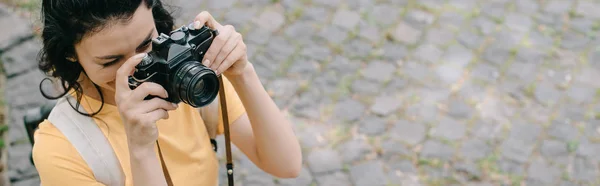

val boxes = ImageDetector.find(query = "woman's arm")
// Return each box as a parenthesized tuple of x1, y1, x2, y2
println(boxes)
(227, 63, 303, 178)
(129, 146, 168, 186)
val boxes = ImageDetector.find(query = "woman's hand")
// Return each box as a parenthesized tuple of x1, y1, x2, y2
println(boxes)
(115, 53, 179, 151)
(193, 11, 249, 77)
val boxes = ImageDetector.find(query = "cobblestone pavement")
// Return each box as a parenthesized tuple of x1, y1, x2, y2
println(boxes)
(2, 0, 600, 185)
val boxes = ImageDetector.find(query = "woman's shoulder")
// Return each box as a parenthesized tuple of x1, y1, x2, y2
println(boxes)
(32, 119, 100, 184)
(32, 119, 82, 160)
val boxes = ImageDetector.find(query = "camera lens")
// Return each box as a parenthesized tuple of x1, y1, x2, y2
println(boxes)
(170, 61, 219, 107)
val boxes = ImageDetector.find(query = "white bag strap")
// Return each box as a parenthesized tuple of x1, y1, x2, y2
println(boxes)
(47, 96, 125, 186)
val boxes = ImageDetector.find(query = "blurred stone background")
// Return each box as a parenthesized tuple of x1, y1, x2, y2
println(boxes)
(1, 0, 600, 185)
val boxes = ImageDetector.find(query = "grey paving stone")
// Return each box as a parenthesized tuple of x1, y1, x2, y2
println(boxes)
(482, 45, 511, 65)
(403, 61, 436, 84)
(312, 0, 342, 8)
(253, 10, 285, 33)
(315, 172, 351, 186)
(300, 45, 331, 62)
(358, 21, 381, 43)
(534, 12, 564, 30)
(326, 56, 360, 74)
(416, 0, 443, 11)
(544, 0, 572, 15)
(528, 30, 554, 49)
(245, 28, 271, 45)
(392, 22, 422, 45)
(560, 31, 591, 50)
(337, 138, 373, 163)
(414, 44, 443, 64)
(454, 161, 482, 180)
(540, 139, 569, 165)
(460, 139, 491, 160)
(473, 17, 496, 35)
(447, 98, 474, 119)
(534, 81, 563, 107)
(507, 62, 538, 81)
(383, 77, 406, 93)
(472, 120, 503, 140)
(566, 83, 595, 104)
(0, 39, 41, 77)
(420, 140, 455, 160)
(390, 120, 426, 146)
(307, 149, 343, 174)
(570, 17, 595, 34)
(349, 161, 387, 186)
(447, 0, 477, 11)
(369, 5, 401, 27)
(497, 159, 525, 175)
(264, 36, 295, 62)
(5, 69, 48, 109)
(351, 79, 381, 95)
(429, 117, 466, 140)
(576, 141, 600, 161)
(504, 13, 532, 33)
(333, 99, 365, 122)
(346, 0, 374, 11)
(500, 138, 535, 163)
(318, 25, 348, 44)
(576, 1, 600, 19)
(277, 168, 314, 186)
(492, 30, 524, 50)
(458, 30, 482, 49)
(207, 0, 235, 10)
(425, 28, 454, 46)
(422, 166, 453, 180)
(0, 5, 33, 51)
(509, 122, 542, 142)
(527, 158, 561, 184)
(570, 156, 598, 182)
(516, 0, 540, 14)
(547, 120, 580, 142)
(341, 39, 373, 58)
(299, 6, 328, 22)
(297, 124, 330, 148)
(332, 9, 361, 30)
(470, 63, 500, 83)
(381, 140, 411, 159)
(370, 95, 401, 116)
(283, 21, 317, 41)
(516, 47, 546, 63)
(404, 10, 435, 29)
(11, 177, 40, 186)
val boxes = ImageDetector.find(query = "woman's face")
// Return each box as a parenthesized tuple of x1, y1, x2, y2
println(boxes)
(73, 2, 158, 95)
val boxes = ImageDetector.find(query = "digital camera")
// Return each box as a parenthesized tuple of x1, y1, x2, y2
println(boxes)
(128, 23, 220, 108)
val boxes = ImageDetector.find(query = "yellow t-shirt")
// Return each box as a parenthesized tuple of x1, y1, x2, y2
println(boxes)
(32, 75, 246, 186)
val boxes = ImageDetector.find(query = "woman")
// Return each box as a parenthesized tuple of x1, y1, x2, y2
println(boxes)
(31, 0, 302, 185)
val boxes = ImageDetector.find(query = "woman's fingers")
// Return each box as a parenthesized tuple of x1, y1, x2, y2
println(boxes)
(194, 11, 221, 30)
(143, 109, 170, 125)
(215, 41, 246, 75)
(210, 29, 240, 72)
(115, 53, 147, 101)
(139, 98, 178, 113)
(129, 82, 169, 101)
(203, 25, 234, 69)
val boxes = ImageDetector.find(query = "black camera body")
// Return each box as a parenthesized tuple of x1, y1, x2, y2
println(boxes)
(128, 24, 220, 108)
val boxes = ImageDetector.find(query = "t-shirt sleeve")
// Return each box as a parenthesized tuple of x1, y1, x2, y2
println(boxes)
(32, 120, 105, 186)
(216, 75, 247, 135)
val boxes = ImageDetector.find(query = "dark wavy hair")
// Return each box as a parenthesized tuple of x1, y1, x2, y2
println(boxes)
(38, 0, 175, 116)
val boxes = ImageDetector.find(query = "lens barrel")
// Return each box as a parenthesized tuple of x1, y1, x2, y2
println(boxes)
(171, 61, 219, 107)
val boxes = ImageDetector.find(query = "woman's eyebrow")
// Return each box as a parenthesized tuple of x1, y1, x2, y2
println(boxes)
(95, 28, 154, 60)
